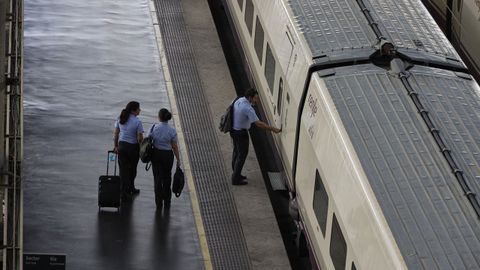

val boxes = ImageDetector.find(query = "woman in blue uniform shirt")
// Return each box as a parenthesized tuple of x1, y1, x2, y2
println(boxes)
(149, 108, 180, 209)
(113, 101, 144, 200)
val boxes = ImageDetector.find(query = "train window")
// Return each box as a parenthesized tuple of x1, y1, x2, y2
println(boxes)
(237, 0, 244, 11)
(277, 78, 283, 115)
(352, 262, 357, 270)
(330, 214, 347, 270)
(244, 0, 254, 36)
(313, 170, 328, 237)
(264, 43, 276, 94)
(254, 17, 264, 65)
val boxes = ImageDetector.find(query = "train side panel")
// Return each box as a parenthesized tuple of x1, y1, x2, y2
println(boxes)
(225, 0, 310, 187)
(421, 0, 480, 81)
(459, 0, 480, 77)
(295, 75, 406, 270)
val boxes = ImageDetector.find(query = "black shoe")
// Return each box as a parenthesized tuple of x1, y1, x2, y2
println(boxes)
(232, 180, 248, 186)
(164, 201, 171, 209)
(156, 200, 163, 209)
(130, 188, 140, 195)
(155, 195, 163, 208)
(240, 175, 247, 180)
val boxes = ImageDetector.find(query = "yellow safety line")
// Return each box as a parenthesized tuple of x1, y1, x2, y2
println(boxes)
(148, 2, 213, 269)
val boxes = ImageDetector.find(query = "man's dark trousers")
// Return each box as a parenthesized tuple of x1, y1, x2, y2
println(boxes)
(230, 129, 249, 183)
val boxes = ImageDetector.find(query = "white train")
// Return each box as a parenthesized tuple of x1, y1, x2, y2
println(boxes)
(223, 0, 480, 269)
(421, 0, 480, 82)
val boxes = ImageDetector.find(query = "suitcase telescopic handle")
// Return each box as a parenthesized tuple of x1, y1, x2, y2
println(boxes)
(107, 150, 117, 176)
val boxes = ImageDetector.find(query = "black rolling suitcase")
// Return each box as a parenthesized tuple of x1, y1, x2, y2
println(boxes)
(98, 151, 121, 211)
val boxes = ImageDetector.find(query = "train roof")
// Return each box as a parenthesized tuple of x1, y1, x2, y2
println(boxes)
(318, 63, 480, 269)
(288, 0, 460, 63)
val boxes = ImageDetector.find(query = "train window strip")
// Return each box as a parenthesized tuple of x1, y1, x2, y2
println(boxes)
(330, 213, 347, 270)
(313, 169, 329, 237)
(254, 17, 264, 65)
(244, 0, 254, 36)
(264, 43, 276, 94)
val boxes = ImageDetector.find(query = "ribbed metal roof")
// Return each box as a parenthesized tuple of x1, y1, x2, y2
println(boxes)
(288, 0, 377, 56)
(407, 67, 480, 196)
(323, 64, 480, 269)
(365, 0, 458, 58)
(287, 0, 460, 61)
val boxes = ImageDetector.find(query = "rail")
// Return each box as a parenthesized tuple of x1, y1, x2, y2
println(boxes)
(1, 0, 23, 268)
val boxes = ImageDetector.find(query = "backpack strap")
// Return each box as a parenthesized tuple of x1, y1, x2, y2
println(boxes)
(230, 96, 241, 127)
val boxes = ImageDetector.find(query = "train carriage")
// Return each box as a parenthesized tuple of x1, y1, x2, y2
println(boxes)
(224, 0, 480, 269)
(421, 0, 480, 82)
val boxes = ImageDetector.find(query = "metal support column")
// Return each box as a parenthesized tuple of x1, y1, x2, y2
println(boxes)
(2, 0, 23, 268)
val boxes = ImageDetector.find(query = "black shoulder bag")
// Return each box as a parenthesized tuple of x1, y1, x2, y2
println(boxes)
(139, 125, 155, 170)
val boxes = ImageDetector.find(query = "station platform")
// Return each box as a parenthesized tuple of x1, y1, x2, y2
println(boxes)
(150, 0, 290, 268)
(23, 0, 290, 269)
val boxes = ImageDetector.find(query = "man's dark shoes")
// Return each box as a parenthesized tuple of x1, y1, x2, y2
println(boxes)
(130, 188, 140, 195)
(240, 175, 247, 180)
(232, 179, 248, 186)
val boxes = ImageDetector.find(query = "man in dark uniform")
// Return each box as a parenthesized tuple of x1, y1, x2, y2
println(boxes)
(230, 88, 281, 185)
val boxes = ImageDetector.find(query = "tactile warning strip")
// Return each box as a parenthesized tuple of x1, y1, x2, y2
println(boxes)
(153, 0, 252, 269)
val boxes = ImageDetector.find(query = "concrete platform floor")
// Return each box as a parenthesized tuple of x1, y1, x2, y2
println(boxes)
(166, 0, 291, 268)
(23, 0, 290, 268)
(23, 0, 203, 269)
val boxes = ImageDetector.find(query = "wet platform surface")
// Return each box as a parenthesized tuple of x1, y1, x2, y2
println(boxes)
(23, 0, 291, 268)
(151, 0, 290, 269)
(23, 0, 203, 269)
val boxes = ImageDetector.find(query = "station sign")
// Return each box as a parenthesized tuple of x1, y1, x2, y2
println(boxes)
(23, 253, 66, 270)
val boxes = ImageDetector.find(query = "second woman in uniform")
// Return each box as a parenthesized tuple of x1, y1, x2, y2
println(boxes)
(149, 108, 180, 209)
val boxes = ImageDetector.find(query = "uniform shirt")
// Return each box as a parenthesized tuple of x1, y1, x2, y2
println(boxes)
(149, 122, 178, 150)
(114, 114, 144, 144)
(232, 97, 259, 130)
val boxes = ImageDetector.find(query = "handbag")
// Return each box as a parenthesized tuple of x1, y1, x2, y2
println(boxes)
(172, 166, 185, 197)
(139, 125, 155, 170)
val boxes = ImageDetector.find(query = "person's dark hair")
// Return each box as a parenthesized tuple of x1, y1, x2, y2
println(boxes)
(244, 88, 258, 98)
(119, 101, 140, 124)
(159, 108, 172, 122)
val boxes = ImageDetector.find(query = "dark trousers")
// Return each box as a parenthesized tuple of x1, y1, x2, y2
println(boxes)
(118, 141, 140, 196)
(230, 129, 249, 183)
(151, 148, 174, 205)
